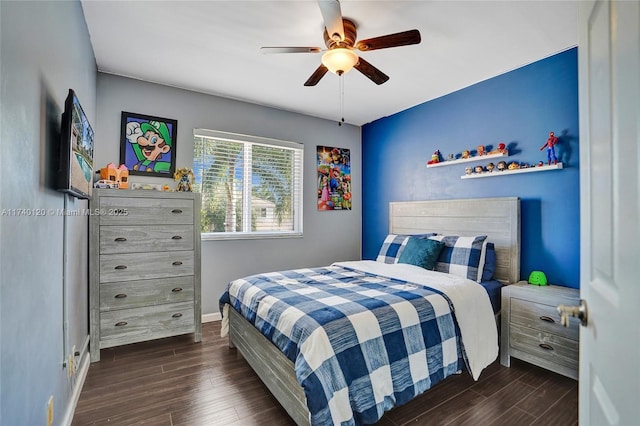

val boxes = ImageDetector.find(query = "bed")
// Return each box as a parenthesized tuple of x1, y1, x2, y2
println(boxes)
(220, 197, 520, 425)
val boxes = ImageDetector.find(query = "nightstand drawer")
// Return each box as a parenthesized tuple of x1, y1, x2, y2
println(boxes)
(100, 225, 194, 254)
(99, 251, 194, 283)
(100, 301, 195, 347)
(100, 276, 194, 311)
(511, 297, 579, 340)
(510, 323, 579, 371)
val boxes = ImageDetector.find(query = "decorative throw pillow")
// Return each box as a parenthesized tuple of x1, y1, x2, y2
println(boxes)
(397, 237, 445, 270)
(429, 235, 488, 282)
(376, 233, 437, 264)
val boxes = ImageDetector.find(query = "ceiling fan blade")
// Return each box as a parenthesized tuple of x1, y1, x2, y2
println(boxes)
(354, 57, 389, 85)
(318, 0, 344, 42)
(304, 64, 329, 86)
(355, 29, 421, 51)
(260, 47, 322, 54)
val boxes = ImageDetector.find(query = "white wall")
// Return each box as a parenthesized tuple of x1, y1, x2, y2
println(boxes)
(95, 73, 362, 315)
(0, 1, 96, 424)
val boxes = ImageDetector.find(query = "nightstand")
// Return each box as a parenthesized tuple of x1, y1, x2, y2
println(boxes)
(500, 281, 580, 380)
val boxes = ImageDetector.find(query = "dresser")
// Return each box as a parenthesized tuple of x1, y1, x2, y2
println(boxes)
(500, 282, 580, 380)
(89, 189, 201, 362)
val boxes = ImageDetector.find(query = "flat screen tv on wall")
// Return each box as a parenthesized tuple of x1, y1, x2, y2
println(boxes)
(58, 89, 94, 199)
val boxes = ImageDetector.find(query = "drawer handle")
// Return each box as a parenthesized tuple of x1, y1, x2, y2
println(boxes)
(115, 321, 128, 327)
(114, 237, 127, 242)
(539, 343, 554, 351)
(114, 294, 127, 299)
(172, 313, 183, 318)
(539, 316, 556, 323)
(114, 265, 127, 270)
(171, 209, 183, 214)
(171, 287, 183, 293)
(172, 261, 183, 266)
(171, 235, 183, 240)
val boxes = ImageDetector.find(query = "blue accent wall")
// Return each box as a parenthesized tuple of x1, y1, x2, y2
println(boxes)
(362, 48, 579, 288)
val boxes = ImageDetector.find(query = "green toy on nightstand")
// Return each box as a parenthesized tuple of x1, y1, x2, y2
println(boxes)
(528, 271, 548, 286)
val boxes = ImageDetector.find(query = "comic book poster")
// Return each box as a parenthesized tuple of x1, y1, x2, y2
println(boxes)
(317, 146, 351, 211)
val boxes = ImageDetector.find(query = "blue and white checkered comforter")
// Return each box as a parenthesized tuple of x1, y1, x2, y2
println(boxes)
(220, 261, 498, 425)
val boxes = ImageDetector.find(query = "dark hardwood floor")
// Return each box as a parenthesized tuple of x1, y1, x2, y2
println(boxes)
(73, 321, 578, 426)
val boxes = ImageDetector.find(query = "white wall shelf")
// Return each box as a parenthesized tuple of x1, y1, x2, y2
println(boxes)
(426, 150, 508, 168)
(461, 162, 563, 179)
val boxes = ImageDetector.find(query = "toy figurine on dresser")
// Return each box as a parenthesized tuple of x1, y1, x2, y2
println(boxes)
(174, 167, 194, 192)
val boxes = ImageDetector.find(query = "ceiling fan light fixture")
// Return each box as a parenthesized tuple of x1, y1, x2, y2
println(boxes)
(321, 48, 358, 75)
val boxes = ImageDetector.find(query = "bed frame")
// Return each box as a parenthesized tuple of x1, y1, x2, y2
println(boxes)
(227, 197, 521, 425)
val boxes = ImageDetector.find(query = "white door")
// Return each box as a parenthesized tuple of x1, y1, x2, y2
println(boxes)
(578, 1, 640, 424)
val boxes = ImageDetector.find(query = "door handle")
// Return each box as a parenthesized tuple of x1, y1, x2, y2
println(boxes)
(557, 299, 588, 327)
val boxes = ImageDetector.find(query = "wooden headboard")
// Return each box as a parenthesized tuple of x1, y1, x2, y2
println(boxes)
(389, 197, 521, 284)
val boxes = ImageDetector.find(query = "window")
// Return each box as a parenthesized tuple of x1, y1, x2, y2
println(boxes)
(193, 129, 303, 239)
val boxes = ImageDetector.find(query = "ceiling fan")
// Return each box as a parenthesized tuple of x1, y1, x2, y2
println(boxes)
(260, 0, 421, 86)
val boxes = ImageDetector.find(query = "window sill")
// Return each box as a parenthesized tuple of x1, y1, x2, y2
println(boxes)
(201, 231, 303, 241)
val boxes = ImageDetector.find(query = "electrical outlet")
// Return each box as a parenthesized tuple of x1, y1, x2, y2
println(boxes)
(71, 345, 79, 373)
(47, 396, 54, 426)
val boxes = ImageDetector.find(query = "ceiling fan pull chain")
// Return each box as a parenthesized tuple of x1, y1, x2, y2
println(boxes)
(339, 74, 345, 126)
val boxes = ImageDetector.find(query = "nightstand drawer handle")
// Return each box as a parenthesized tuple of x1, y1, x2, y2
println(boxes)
(539, 343, 554, 351)
(115, 321, 128, 327)
(539, 316, 556, 323)
(172, 261, 183, 266)
(171, 209, 183, 214)
(114, 265, 127, 270)
(171, 235, 183, 240)
(171, 287, 183, 293)
(172, 313, 183, 318)
(114, 237, 127, 242)
(114, 294, 127, 299)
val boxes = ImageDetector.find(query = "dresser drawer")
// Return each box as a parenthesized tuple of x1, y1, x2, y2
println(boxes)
(100, 225, 194, 254)
(100, 251, 194, 283)
(509, 323, 579, 372)
(99, 301, 195, 348)
(100, 276, 194, 311)
(510, 297, 579, 340)
(98, 196, 194, 226)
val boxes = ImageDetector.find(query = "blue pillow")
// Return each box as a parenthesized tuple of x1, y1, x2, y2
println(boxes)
(482, 243, 496, 281)
(397, 237, 445, 270)
(376, 233, 437, 264)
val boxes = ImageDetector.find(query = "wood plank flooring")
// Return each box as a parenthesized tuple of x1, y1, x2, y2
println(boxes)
(73, 321, 578, 426)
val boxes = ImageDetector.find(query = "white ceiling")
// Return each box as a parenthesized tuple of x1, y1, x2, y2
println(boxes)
(81, 1, 578, 126)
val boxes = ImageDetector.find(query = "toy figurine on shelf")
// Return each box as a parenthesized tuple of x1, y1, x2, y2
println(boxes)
(497, 161, 507, 171)
(540, 131, 559, 165)
(174, 167, 194, 192)
(461, 150, 471, 159)
(465, 167, 473, 175)
(474, 165, 484, 174)
(508, 161, 520, 170)
(447, 153, 455, 161)
(427, 150, 441, 165)
(489, 142, 508, 155)
(486, 162, 495, 172)
(477, 145, 486, 156)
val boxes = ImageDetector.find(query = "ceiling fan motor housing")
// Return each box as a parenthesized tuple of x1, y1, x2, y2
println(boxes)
(324, 18, 358, 49)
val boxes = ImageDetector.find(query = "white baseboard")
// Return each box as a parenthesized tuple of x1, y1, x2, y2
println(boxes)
(61, 336, 91, 426)
(202, 312, 221, 323)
